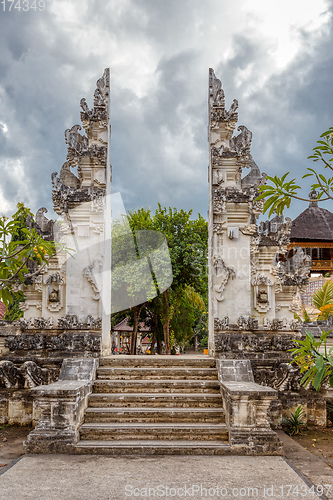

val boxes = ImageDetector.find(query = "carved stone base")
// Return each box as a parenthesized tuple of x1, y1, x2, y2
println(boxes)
(24, 359, 98, 453)
(5, 330, 101, 358)
(213, 330, 301, 361)
(214, 331, 327, 428)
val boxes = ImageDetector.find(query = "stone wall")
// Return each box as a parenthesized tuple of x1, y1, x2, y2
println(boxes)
(215, 329, 327, 427)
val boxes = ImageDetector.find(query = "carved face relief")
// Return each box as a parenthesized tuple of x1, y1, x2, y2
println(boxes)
(252, 274, 273, 313)
(257, 289, 268, 303)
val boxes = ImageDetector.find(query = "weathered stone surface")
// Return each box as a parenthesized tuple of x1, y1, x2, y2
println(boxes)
(216, 359, 282, 454)
(5, 330, 101, 357)
(214, 331, 300, 360)
(24, 358, 98, 453)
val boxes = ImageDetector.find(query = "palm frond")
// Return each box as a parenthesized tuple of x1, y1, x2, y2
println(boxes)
(312, 280, 333, 310)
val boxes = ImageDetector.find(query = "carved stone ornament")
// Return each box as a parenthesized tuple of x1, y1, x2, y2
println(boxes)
(45, 272, 65, 285)
(214, 317, 230, 331)
(18, 317, 54, 330)
(64, 125, 89, 155)
(209, 68, 225, 107)
(251, 274, 274, 286)
(213, 222, 225, 234)
(213, 256, 235, 301)
(253, 362, 302, 392)
(0, 360, 21, 388)
(277, 247, 311, 287)
(228, 125, 252, 157)
(20, 361, 49, 389)
(83, 259, 103, 300)
(236, 316, 259, 330)
(57, 314, 102, 330)
(0, 360, 49, 389)
(240, 224, 257, 236)
(45, 272, 65, 312)
(289, 290, 303, 313)
(252, 274, 274, 313)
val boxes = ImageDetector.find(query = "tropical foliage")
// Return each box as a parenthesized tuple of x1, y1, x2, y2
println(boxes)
(312, 280, 333, 319)
(289, 330, 333, 391)
(256, 127, 333, 215)
(282, 405, 306, 435)
(0, 203, 54, 307)
(111, 205, 208, 354)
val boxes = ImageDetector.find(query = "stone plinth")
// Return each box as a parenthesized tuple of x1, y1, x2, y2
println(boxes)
(216, 359, 282, 454)
(24, 358, 98, 453)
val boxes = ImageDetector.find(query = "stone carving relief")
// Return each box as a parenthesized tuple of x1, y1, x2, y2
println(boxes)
(289, 290, 303, 313)
(19, 317, 54, 330)
(237, 316, 259, 330)
(83, 259, 103, 300)
(0, 360, 21, 388)
(213, 257, 235, 301)
(45, 272, 65, 312)
(90, 190, 106, 212)
(240, 224, 257, 236)
(212, 168, 224, 186)
(209, 69, 238, 136)
(0, 360, 49, 389)
(64, 125, 89, 155)
(213, 222, 225, 234)
(59, 161, 81, 189)
(92, 222, 105, 235)
(26, 207, 55, 242)
(20, 361, 49, 389)
(253, 363, 302, 392)
(229, 125, 252, 156)
(277, 247, 311, 287)
(214, 317, 230, 331)
(252, 274, 274, 313)
(57, 314, 102, 330)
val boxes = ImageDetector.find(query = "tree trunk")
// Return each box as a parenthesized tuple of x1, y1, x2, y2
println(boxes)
(157, 336, 162, 355)
(162, 290, 171, 354)
(149, 312, 158, 355)
(130, 305, 141, 355)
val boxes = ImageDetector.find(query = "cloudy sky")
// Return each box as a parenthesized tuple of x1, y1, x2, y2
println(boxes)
(0, 0, 333, 222)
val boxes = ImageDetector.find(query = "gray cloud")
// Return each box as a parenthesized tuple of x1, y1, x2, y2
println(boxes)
(0, 0, 332, 220)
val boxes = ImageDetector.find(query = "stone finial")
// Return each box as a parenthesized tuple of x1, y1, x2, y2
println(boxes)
(309, 189, 319, 207)
(208, 68, 238, 126)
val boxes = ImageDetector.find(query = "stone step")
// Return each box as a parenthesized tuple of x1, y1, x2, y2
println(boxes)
(88, 393, 223, 408)
(79, 423, 229, 441)
(84, 407, 225, 424)
(75, 440, 232, 455)
(96, 367, 218, 380)
(93, 380, 220, 394)
(99, 356, 216, 368)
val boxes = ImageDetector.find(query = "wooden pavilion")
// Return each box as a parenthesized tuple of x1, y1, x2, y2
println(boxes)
(288, 196, 333, 276)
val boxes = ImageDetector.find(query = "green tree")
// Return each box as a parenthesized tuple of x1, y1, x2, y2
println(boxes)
(113, 205, 208, 354)
(257, 127, 333, 216)
(169, 285, 206, 350)
(0, 203, 54, 306)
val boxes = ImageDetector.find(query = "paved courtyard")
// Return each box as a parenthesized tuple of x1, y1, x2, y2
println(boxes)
(0, 453, 332, 500)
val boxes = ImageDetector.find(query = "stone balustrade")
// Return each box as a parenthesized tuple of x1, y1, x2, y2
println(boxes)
(24, 358, 98, 453)
(216, 359, 283, 455)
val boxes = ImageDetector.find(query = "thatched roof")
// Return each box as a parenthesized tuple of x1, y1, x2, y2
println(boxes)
(290, 204, 333, 241)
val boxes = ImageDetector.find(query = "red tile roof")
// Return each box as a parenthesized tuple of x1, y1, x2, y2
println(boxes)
(113, 317, 150, 332)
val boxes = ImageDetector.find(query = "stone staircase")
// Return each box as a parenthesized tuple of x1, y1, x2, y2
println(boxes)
(75, 356, 231, 455)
